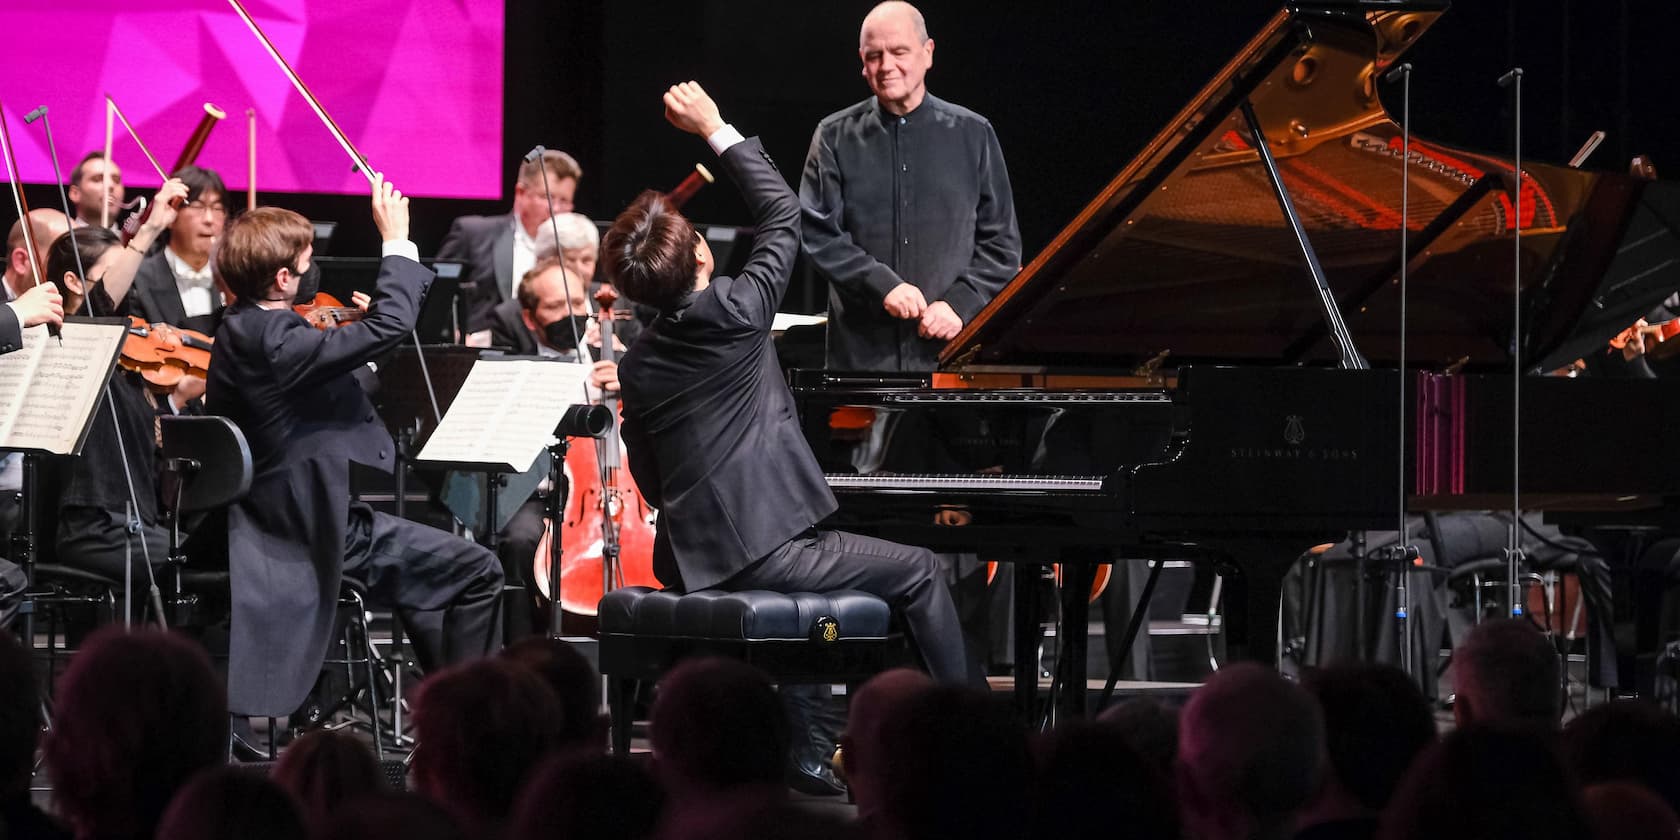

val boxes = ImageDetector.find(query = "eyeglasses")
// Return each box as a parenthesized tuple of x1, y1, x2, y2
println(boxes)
(183, 200, 227, 216)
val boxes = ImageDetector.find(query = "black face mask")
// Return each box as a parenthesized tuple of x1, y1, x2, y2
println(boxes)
(544, 315, 591, 351)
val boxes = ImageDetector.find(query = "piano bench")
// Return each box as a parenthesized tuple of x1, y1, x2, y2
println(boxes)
(597, 586, 903, 756)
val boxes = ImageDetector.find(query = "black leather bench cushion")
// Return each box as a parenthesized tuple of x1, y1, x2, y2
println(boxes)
(598, 587, 891, 642)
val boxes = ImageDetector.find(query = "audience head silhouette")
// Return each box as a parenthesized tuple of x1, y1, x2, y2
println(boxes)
(1176, 662, 1324, 840)
(45, 627, 227, 840)
(500, 636, 606, 751)
(508, 752, 664, 840)
(1451, 618, 1561, 728)
(155, 766, 306, 840)
(271, 729, 384, 834)
(410, 657, 565, 835)
(1561, 699, 1680, 816)
(649, 658, 788, 801)
(1378, 725, 1590, 840)
(1298, 661, 1435, 830)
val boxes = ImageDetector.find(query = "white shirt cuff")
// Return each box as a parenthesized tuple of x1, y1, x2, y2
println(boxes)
(706, 124, 746, 155)
(382, 239, 420, 262)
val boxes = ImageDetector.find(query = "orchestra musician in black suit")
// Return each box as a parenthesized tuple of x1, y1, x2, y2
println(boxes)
(205, 177, 503, 718)
(435, 150, 581, 335)
(127, 166, 229, 335)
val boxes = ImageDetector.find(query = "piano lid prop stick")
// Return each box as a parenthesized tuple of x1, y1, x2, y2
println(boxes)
(104, 95, 169, 181)
(225, 0, 376, 188)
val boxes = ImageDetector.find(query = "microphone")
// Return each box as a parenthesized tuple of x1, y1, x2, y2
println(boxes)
(1496, 67, 1523, 89)
(525, 145, 546, 163)
(23, 106, 46, 124)
(1382, 63, 1411, 85)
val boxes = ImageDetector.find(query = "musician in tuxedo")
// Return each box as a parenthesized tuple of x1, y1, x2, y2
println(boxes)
(36, 180, 201, 586)
(436, 150, 581, 335)
(127, 165, 228, 334)
(66, 151, 125, 229)
(533, 210, 645, 348)
(205, 177, 503, 718)
(608, 82, 966, 679)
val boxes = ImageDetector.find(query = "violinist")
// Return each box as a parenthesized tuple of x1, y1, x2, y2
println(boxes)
(128, 165, 229, 334)
(43, 210, 206, 582)
(66, 151, 124, 230)
(205, 176, 503, 718)
(4, 209, 70, 304)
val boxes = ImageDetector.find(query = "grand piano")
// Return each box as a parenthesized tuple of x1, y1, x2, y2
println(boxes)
(791, 0, 1680, 716)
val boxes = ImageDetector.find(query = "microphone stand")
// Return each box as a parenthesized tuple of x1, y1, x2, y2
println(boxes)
(1383, 63, 1419, 677)
(1498, 67, 1526, 618)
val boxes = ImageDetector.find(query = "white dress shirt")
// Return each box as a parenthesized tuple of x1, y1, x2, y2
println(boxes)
(164, 247, 219, 318)
(510, 218, 538, 303)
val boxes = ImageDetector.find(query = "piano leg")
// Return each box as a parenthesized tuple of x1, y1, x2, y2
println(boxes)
(1212, 538, 1312, 666)
(1055, 558, 1098, 721)
(1011, 562, 1043, 718)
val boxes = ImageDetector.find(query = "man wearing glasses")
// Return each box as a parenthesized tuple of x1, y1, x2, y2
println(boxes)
(129, 165, 230, 334)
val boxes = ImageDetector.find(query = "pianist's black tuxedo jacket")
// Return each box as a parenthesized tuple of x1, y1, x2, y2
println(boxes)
(618, 137, 836, 592)
(206, 255, 429, 715)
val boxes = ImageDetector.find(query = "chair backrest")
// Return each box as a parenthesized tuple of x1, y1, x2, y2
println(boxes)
(160, 416, 253, 514)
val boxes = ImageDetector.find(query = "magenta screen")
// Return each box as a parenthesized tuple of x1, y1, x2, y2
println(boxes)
(0, 0, 504, 199)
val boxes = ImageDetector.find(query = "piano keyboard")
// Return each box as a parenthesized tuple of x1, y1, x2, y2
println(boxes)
(825, 473, 1106, 493)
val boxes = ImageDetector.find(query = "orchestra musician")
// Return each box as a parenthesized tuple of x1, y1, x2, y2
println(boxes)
(483, 256, 620, 636)
(532, 210, 645, 348)
(40, 178, 204, 583)
(66, 151, 125, 230)
(4, 210, 71, 311)
(436, 149, 582, 335)
(127, 165, 229, 334)
(204, 176, 504, 718)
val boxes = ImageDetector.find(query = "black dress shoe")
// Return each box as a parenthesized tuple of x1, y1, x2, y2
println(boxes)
(786, 747, 848, 797)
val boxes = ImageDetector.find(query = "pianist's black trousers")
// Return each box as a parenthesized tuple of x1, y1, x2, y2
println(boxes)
(720, 527, 969, 685)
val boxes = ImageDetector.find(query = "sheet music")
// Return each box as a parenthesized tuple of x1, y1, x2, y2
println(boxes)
(0, 322, 127, 454)
(415, 358, 594, 472)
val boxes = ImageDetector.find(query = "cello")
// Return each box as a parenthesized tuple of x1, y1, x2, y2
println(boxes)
(532, 283, 660, 616)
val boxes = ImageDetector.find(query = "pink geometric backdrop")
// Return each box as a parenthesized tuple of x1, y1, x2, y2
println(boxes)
(0, 0, 504, 199)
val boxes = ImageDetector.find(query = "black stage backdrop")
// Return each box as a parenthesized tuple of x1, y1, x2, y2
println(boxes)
(8, 1, 1677, 313)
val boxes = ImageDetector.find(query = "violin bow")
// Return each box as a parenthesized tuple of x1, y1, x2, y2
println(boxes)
(0, 101, 46, 288)
(247, 108, 257, 212)
(226, 0, 441, 426)
(0, 99, 60, 341)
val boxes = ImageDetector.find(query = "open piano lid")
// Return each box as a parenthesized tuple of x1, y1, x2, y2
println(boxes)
(943, 1, 1680, 377)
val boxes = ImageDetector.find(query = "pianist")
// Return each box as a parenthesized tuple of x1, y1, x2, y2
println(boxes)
(605, 81, 967, 687)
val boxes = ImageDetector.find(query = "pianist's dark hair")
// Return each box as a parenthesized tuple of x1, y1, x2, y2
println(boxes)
(600, 189, 697, 312)
(45, 226, 119, 312)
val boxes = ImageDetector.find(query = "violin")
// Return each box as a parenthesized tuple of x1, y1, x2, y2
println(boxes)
(294, 292, 364, 330)
(120, 315, 213, 392)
